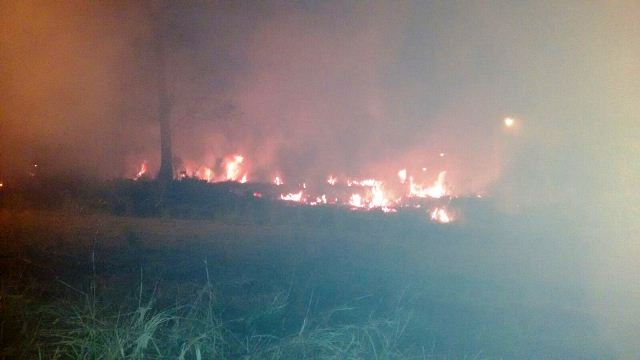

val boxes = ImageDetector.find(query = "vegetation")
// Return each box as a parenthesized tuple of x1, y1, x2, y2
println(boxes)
(0, 181, 612, 358)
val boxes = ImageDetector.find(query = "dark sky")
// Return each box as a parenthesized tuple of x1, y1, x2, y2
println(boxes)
(1, 0, 639, 352)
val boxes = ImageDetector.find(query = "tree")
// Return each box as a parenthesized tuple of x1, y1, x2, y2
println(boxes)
(155, 27, 173, 184)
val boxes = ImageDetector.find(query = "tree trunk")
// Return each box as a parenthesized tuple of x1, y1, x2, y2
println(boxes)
(156, 30, 173, 184)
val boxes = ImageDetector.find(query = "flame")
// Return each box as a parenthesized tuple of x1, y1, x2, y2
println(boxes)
(408, 171, 448, 199)
(310, 194, 328, 206)
(225, 155, 243, 180)
(430, 207, 453, 223)
(349, 193, 364, 208)
(122, 152, 466, 223)
(398, 169, 407, 184)
(369, 181, 390, 208)
(135, 161, 148, 180)
(224, 154, 248, 182)
(280, 191, 304, 202)
(196, 166, 214, 182)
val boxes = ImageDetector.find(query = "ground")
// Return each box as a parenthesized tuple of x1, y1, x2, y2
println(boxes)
(0, 206, 610, 358)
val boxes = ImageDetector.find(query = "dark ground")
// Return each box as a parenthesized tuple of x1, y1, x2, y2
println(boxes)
(0, 179, 612, 358)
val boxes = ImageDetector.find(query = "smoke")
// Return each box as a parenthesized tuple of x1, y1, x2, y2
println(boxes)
(1, 0, 639, 354)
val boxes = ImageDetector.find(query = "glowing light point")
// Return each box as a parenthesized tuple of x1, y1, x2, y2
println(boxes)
(504, 117, 515, 128)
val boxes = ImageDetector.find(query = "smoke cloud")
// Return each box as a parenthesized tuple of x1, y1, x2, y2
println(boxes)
(1, 0, 639, 354)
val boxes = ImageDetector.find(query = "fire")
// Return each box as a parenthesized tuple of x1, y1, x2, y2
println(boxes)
(430, 207, 453, 223)
(135, 161, 148, 180)
(347, 178, 377, 187)
(345, 179, 394, 210)
(224, 155, 246, 181)
(369, 181, 390, 208)
(126, 152, 466, 223)
(408, 171, 448, 199)
(280, 191, 304, 202)
(397, 169, 407, 184)
(310, 194, 328, 205)
(349, 193, 364, 208)
(196, 166, 214, 182)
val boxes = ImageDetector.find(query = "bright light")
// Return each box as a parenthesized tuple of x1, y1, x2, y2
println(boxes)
(504, 117, 515, 127)
(397, 169, 407, 183)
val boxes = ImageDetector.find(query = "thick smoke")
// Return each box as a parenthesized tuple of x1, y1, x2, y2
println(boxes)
(1, 0, 639, 354)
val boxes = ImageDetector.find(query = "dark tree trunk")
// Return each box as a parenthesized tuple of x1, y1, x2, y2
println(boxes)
(156, 30, 173, 184)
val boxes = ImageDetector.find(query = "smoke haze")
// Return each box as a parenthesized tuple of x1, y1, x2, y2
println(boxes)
(1, 0, 639, 354)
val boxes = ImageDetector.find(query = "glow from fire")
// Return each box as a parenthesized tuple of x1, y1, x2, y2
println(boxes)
(327, 175, 337, 185)
(273, 176, 283, 186)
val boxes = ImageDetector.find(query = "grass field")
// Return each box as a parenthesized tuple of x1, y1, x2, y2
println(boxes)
(0, 203, 612, 358)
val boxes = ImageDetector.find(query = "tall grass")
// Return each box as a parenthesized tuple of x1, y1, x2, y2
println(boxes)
(1, 262, 420, 359)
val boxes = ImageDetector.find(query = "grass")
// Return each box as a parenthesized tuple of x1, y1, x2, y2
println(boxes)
(0, 208, 613, 358)
(2, 259, 417, 359)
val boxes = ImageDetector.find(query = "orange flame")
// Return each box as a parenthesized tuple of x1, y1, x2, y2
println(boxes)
(408, 171, 448, 199)
(430, 207, 453, 223)
(224, 155, 248, 182)
(135, 161, 148, 180)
